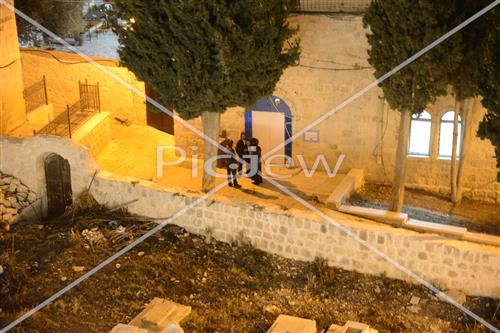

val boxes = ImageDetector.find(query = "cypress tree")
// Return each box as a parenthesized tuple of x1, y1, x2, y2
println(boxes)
(363, 1, 455, 211)
(114, 0, 300, 191)
(477, 8, 500, 181)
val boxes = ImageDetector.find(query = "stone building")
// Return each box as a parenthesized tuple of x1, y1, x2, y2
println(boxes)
(174, 14, 499, 203)
(1, 0, 499, 203)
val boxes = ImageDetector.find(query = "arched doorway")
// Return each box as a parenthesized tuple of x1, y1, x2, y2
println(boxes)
(245, 96, 292, 163)
(44, 153, 72, 218)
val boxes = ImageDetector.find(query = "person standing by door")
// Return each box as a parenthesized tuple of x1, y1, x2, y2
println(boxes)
(225, 140, 241, 188)
(235, 132, 247, 176)
(248, 138, 263, 185)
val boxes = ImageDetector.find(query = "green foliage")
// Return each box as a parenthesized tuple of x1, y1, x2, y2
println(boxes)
(477, 8, 500, 180)
(114, 0, 300, 120)
(363, 1, 458, 114)
(15, 0, 85, 39)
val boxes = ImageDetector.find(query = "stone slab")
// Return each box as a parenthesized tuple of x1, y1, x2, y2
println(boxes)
(327, 321, 378, 333)
(267, 315, 316, 333)
(327, 169, 364, 210)
(463, 232, 500, 247)
(128, 298, 191, 332)
(338, 205, 407, 226)
(404, 219, 467, 239)
(109, 324, 148, 333)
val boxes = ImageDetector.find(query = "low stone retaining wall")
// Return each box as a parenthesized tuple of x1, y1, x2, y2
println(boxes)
(89, 172, 500, 298)
(1, 136, 499, 298)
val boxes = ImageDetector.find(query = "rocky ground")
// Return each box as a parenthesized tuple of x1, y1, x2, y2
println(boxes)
(0, 196, 498, 333)
(349, 183, 500, 236)
(0, 173, 38, 231)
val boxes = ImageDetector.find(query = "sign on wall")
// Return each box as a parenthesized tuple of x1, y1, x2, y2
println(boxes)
(303, 130, 320, 142)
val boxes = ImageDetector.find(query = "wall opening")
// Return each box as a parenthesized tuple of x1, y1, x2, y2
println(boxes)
(44, 153, 73, 218)
(245, 96, 292, 164)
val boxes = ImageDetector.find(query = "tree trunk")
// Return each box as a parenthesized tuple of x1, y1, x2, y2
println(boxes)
(453, 97, 473, 204)
(390, 109, 411, 212)
(450, 100, 461, 200)
(201, 111, 221, 193)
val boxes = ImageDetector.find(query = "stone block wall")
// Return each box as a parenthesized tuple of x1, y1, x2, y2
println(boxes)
(0, 0, 26, 133)
(92, 171, 500, 298)
(20, 50, 147, 126)
(0, 135, 498, 297)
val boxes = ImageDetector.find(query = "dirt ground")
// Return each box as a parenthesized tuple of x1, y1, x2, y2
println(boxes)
(349, 183, 500, 236)
(0, 200, 498, 333)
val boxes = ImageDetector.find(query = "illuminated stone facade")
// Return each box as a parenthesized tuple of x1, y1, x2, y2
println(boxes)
(0, 0, 26, 133)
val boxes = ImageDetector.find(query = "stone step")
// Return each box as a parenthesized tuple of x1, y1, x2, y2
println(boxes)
(327, 169, 364, 210)
(128, 298, 191, 332)
(338, 205, 407, 226)
(404, 219, 467, 239)
(267, 315, 316, 333)
(327, 321, 378, 333)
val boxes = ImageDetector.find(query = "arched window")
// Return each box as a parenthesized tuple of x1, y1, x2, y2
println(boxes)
(408, 111, 432, 157)
(438, 111, 461, 159)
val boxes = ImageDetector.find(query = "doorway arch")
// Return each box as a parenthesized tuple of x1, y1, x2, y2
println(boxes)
(245, 96, 292, 160)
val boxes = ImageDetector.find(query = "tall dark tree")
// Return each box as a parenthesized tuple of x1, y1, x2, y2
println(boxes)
(477, 7, 500, 181)
(363, 1, 456, 212)
(115, 0, 300, 192)
(444, 0, 495, 203)
(15, 0, 85, 44)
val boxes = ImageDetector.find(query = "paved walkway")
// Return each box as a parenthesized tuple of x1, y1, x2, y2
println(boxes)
(96, 124, 345, 210)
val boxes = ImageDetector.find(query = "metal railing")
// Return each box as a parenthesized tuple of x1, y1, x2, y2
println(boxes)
(292, 0, 371, 13)
(23, 76, 48, 113)
(36, 81, 100, 138)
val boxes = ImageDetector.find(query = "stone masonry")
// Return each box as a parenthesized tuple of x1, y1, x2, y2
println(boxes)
(0, 172, 38, 230)
(0, 136, 499, 298)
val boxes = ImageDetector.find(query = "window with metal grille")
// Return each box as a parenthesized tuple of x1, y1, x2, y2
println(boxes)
(408, 111, 432, 157)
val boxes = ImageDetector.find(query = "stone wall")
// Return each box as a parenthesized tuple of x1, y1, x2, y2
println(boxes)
(20, 50, 147, 126)
(72, 112, 111, 156)
(173, 14, 499, 203)
(0, 172, 38, 230)
(0, 136, 498, 298)
(0, 0, 26, 133)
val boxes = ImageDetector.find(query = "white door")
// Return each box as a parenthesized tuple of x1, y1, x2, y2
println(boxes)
(251, 111, 285, 163)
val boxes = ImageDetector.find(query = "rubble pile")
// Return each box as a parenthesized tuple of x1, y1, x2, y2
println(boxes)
(0, 172, 38, 230)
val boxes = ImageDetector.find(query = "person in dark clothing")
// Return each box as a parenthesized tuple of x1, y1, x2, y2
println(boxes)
(248, 138, 263, 185)
(225, 140, 241, 188)
(235, 132, 247, 176)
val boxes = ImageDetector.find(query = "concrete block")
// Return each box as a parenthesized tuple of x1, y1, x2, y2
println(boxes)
(463, 232, 500, 247)
(404, 219, 466, 239)
(109, 324, 148, 333)
(338, 205, 407, 226)
(129, 298, 191, 332)
(326, 169, 364, 210)
(327, 321, 378, 333)
(267, 315, 316, 333)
